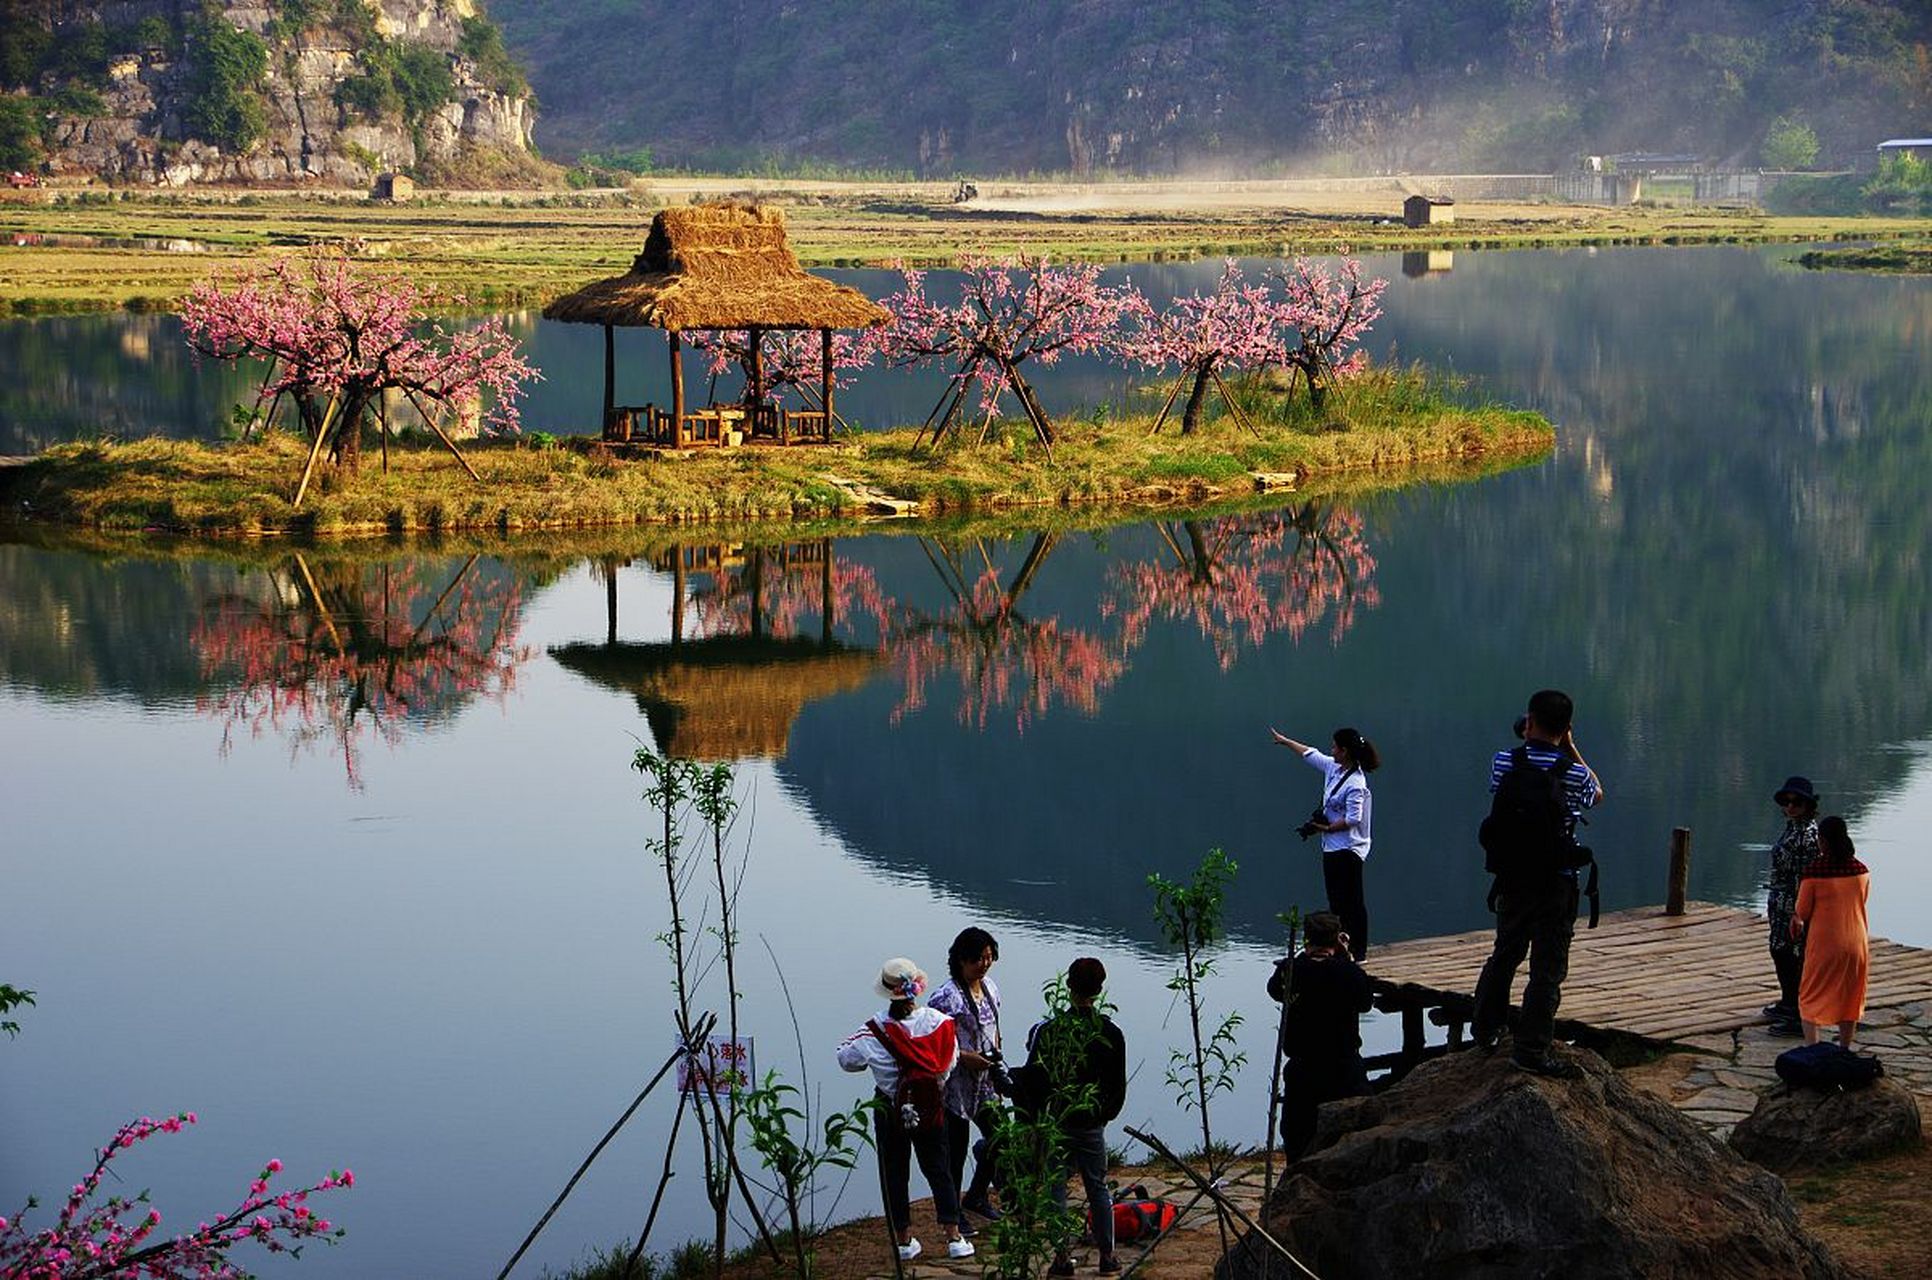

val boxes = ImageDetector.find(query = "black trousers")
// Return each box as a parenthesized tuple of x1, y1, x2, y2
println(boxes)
(1279, 1054, 1368, 1159)
(1770, 945, 1803, 1013)
(945, 1102, 1001, 1205)
(873, 1098, 959, 1233)
(1471, 876, 1579, 1058)
(1323, 850, 1369, 960)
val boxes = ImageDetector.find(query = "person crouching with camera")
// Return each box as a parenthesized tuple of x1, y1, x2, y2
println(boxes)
(1271, 725, 1380, 960)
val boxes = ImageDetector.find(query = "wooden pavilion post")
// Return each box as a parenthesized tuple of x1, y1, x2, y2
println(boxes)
(668, 330, 685, 446)
(747, 326, 764, 441)
(602, 324, 616, 439)
(820, 328, 834, 441)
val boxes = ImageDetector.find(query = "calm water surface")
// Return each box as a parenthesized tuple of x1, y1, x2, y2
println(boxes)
(3, 245, 1931, 1277)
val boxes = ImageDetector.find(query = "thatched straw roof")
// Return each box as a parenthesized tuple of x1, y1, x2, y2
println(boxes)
(542, 203, 889, 332)
(549, 634, 884, 761)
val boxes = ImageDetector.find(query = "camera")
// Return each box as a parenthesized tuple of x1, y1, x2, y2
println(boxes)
(985, 1047, 1016, 1098)
(1295, 808, 1325, 840)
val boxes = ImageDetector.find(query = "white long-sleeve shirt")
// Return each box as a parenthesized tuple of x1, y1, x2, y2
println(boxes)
(835, 1005, 958, 1096)
(1300, 747, 1372, 860)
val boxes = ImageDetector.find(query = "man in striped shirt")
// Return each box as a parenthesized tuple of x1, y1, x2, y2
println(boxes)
(1470, 688, 1605, 1078)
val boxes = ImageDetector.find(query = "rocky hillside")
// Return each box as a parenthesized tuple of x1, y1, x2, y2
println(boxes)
(0, 0, 538, 186)
(495, 0, 1932, 175)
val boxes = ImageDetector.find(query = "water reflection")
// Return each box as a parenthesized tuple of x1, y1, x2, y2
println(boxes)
(545, 509, 1375, 757)
(1108, 506, 1378, 668)
(551, 543, 884, 759)
(191, 554, 533, 787)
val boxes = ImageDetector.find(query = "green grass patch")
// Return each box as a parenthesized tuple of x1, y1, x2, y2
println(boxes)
(0, 367, 1552, 539)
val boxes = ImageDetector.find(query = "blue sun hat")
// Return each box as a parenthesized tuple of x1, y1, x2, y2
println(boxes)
(1773, 776, 1819, 806)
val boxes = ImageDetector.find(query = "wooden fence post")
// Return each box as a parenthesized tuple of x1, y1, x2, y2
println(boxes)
(1666, 827, 1692, 915)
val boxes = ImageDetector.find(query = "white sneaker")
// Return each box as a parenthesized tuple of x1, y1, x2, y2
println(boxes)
(947, 1238, 975, 1259)
(897, 1239, 922, 1262)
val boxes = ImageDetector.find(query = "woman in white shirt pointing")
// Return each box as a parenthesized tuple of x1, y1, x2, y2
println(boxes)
(1271, 726, 1380, 960)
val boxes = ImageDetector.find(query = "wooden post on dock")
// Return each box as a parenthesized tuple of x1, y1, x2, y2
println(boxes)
(1666, 828, 1692, 916)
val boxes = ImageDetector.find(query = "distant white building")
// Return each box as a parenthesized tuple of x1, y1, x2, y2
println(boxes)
(1876, 138, 1932, 160)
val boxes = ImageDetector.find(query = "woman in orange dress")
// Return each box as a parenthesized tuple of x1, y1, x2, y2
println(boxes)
(1791, 815, 1871, 1049)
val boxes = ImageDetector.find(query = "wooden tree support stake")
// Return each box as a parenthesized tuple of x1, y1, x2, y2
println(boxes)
(401, 389, 483, 483)
(291, 393, 342, 510)
(1149, 376, 1187, 435)
(1212, 367, 1264, 438)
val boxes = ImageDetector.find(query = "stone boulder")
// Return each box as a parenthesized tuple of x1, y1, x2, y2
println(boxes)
(1730, 1078, 1923, 1172)
(1221, 1047, 1850, 1280)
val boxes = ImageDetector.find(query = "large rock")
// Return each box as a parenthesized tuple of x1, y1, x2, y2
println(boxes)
(1730, 1078, 1923, 1172)
(1222, 1047, 1850, 1280)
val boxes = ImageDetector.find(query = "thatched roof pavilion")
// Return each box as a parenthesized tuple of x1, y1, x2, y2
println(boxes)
(542, 202, 888, 445)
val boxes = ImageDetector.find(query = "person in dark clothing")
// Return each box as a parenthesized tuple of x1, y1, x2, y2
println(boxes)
(1021, 957, 1127, 1277)
(1470, 689, 1604, 1079)
(1763, 776, 1820, 1035)
(1268, 911, 1373, 1158)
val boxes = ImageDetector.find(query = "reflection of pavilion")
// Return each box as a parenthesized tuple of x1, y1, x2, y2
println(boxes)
(548, 540, 883, 761)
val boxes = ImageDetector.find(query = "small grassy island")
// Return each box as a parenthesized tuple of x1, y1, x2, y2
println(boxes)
(0, 370, 1552, 539)
(0, 201, 1557, 541)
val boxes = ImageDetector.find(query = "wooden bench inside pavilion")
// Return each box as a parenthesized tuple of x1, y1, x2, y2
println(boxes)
(541, 202, 887, 449)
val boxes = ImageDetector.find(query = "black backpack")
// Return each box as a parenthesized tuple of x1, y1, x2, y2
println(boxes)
(1775, 1042, 1885, 1091)
(1480, 745, 1585, 879)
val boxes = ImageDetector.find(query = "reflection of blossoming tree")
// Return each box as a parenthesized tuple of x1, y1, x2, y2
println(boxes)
(676, 536, 1123, 733)
(192, 555, 532, 788)
(1104, 505, 1381, 669)
(667, 508, 1377, 732)
(885, 534, 1126, 732)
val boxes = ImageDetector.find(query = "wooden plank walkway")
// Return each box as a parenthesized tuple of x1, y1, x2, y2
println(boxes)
(1366, 900, 1932, 1044)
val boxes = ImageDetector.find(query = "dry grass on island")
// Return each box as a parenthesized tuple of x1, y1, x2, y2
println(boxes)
(0, 368, 1550, 539)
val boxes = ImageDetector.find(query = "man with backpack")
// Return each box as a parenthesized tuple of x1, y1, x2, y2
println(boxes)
(1470, 689, 1605, 1078)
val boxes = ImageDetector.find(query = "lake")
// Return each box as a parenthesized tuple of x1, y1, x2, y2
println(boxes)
(2, 245, 1930, 1277)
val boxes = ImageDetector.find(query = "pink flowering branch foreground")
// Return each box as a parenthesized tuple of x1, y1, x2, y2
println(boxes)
(0, 1113, 352, 1279)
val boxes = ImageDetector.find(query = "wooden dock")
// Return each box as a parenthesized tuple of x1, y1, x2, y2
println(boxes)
(1361, 900, 1932, 1075)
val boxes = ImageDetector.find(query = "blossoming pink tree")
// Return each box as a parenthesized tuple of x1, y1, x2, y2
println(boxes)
(875, 257, 1139, 455)
(0, 1112, 352, 1278)
(1272, 256, 1387, 411)
(179, 248, 538, 507)
(1118, 260, 1281, 435)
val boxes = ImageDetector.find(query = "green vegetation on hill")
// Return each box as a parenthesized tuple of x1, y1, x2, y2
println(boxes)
(0, 1, 529, 175)
(492, 0, 1932, 177)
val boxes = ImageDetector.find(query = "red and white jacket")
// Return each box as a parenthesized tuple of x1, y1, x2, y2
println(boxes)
(837, 1006, 958, 1096)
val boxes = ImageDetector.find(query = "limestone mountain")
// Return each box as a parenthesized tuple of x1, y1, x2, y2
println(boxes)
(0, 0, 537, 185)
(494, 0, 1932, 175)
